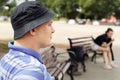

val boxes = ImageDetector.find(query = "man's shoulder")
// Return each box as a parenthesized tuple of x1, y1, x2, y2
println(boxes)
(0, 51, 41, 68)
(0, 51, 50, 80)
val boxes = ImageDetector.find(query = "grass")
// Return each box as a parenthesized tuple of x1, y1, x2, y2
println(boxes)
(0, 40, 9, 52)
(0, 40, 9, 58)
(0, 41, 69, 59)
(53, 43, 69, 49)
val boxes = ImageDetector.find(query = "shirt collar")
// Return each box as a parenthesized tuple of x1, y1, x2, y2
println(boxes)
(8, 42, 43, 64)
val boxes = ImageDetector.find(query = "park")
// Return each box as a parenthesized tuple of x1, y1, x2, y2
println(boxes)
(0, 0, 120, 80)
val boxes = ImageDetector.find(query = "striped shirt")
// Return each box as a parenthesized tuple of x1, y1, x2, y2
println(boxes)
(0, 42, 54, 80)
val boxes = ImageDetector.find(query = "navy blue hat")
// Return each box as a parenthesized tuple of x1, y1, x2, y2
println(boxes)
(11, 1, 55, 39)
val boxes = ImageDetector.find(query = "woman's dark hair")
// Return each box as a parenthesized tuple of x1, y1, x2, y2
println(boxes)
(105, 28, 113, 34)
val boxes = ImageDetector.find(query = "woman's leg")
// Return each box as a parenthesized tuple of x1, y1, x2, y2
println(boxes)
(103, 51, 109, 65)
(107, 48, 113, 64)
(97, 46, 109, 52)
(97, 47, 112, 69)
(107, 48, 118, 68)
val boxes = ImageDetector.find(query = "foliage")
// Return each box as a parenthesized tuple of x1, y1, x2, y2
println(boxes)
(0, 0, 8, 7)
(37, 0, 120, 20)
(0, 0, 8, 16)
(1, 0, 120, 19)
(78, 0, 120, 19)
(37, 0, 80, 19)
(8, 6, 16, 16)
(8, 2, 16, 16)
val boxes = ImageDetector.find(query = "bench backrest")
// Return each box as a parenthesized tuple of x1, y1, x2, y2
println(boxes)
(68, 36, 94, 51)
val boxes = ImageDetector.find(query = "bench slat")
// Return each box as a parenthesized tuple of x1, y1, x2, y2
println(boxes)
(57, 62, 71, 80)
(53, 62, 65, 77)
(48, 62, 61, 75)
(68, 36, 92, 40)
(53, 62, 71, 80)
(41, 46, 71, 80)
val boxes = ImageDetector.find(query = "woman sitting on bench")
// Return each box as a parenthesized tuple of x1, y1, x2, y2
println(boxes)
(91, 28, 118, 69)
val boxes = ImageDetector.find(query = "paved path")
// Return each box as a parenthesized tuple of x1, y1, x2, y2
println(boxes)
(53, 45, 120, 80)
(0, 21, 120, 80)
(0, 21, 120, 46)
(52, 21, 120, 46)
(0, 22, 13, 40)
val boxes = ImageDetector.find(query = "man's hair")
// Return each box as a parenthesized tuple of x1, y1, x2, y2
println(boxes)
(105, 28, 113, 34)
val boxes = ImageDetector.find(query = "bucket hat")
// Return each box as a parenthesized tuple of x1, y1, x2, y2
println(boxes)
(11, 1, 55, 39)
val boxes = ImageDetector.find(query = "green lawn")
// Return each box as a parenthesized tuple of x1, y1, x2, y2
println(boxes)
(0, 40, 9, 58)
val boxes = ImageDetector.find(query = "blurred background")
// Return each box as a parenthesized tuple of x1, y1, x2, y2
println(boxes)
(0, 0, 120, 26)
(0, 1, 120, 80)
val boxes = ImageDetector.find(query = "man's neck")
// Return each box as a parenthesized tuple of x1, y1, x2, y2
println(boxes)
(14, 39, 39, 51)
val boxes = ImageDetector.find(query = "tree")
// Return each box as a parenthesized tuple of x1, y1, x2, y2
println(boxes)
(78, 0, 120, 20)
(37, 0, 80, 19)
(0, 0, 9, 16)
(113, 0, 120, 18)
(0, 0, 8, 7)
(33, 0, 120, 19)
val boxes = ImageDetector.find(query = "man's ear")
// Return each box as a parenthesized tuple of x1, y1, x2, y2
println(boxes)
(29, 28, 36, 35)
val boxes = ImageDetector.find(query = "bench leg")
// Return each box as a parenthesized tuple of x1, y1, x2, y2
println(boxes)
(110, 48, 114, 61)
(81, 61, 86, 72)
(67, 66, 74, 80)
(91, 51, 97, 63)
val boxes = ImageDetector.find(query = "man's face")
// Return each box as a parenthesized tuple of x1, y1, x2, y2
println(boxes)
(107, 31, 113, 38)
(35, 21, 55, 48)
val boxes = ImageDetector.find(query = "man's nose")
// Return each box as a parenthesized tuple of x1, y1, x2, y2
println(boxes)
(51, 26, 55, 33)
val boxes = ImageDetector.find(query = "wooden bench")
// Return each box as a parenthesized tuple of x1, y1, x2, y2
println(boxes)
(41, 46, 74, 80)
(68, 36, 94, 72)
(68, 36, 114, 64)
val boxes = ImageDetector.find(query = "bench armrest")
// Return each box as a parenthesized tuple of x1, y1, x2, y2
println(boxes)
(67, 49, 77, 59)
(47, 66, 64, 80)
(67, 50, 76, 58)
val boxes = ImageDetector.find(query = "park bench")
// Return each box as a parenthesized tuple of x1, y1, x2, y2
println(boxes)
(68, 36, 114, 65)
(41, 46, 75, 80)
(68, 36, 94, 72)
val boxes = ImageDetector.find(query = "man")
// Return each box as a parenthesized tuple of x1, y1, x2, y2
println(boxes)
(0, 1, 57, 80)
(91, 28, 117, 69)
